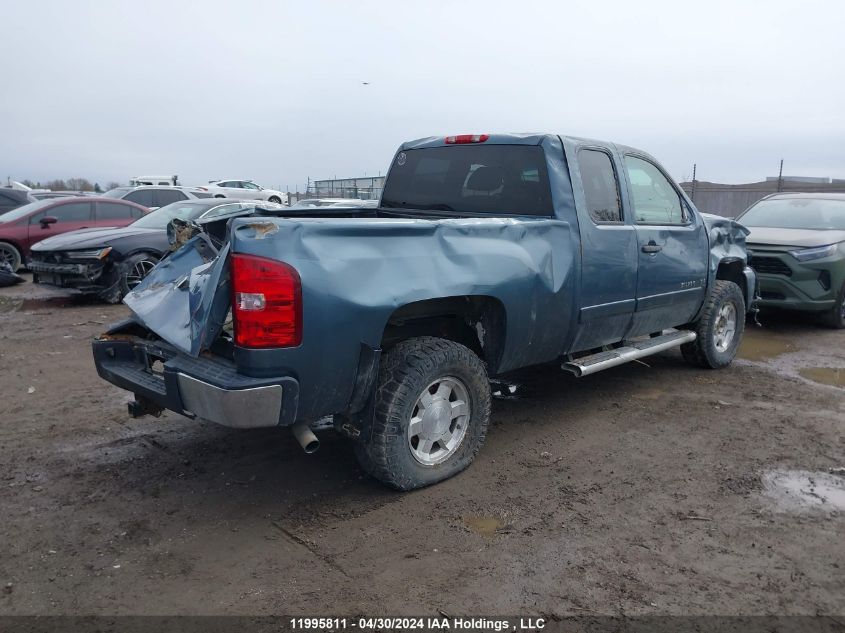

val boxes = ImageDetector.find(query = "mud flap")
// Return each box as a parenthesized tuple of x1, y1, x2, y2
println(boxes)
(123, 234, 231, 357)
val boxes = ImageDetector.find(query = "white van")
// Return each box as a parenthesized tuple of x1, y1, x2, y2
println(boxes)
(129, 175, 179, 186)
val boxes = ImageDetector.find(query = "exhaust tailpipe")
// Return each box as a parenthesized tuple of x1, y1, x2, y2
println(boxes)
(291, 420, 320, 454)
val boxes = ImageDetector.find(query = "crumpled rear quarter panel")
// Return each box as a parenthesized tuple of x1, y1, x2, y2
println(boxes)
(229, 216, 576, 420)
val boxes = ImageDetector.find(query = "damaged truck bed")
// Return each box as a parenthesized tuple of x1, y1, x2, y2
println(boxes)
(93, 133, 757, 489)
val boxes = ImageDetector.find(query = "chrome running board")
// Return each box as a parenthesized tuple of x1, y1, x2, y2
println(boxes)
(562, 330, 697, 377)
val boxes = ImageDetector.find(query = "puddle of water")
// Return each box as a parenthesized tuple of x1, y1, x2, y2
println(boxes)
(464, 516, 503, 537)
(738, 329, 795, 361)
(761, 470, 845, 513)
(798, 367, 845, 388)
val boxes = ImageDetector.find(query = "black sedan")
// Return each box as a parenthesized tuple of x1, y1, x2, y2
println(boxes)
(29, 199, 277, 302)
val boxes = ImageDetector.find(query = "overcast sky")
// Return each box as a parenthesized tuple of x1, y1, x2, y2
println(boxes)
(2, 0, 843, 190)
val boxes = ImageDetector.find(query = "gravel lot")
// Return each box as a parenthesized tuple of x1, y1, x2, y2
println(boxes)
(1, 276, 843, 616)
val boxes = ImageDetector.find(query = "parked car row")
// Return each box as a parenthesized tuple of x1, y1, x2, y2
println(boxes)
(29, 199, 281, 302)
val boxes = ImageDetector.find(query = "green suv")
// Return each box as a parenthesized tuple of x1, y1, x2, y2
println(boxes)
(738, 193, 845, 328)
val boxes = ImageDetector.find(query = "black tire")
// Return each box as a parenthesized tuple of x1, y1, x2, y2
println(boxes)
(354, 336, 491, 490)
(820, 280, 845, 329)
(681, 280, 746, 369)
(268, 196, 282, 204)
(0, 241, 22, 272)
(115, 253, 159, 302)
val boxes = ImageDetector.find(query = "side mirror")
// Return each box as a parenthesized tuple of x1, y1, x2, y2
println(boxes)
(40, 216, 58, 228)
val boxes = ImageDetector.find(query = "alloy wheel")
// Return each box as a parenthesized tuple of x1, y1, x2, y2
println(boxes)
(407, 376, 471, 466)
(125, 259, 156, 289)
(713, 302, 737, 352)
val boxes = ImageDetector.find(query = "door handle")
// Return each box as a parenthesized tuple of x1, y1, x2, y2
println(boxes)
(641, 242, 662, 253)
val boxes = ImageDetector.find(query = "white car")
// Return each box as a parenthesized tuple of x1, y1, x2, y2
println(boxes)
(200, 180, 288, 205)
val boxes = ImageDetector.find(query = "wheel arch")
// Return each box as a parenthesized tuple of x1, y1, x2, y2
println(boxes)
(121, 247, 164, 261)
(380, 295, 507, 375)
(715, 258, 747, 301)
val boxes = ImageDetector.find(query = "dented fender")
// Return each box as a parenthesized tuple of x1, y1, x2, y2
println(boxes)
(700, 213, 757, 311)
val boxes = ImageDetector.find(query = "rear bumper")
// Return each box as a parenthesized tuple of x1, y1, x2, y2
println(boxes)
(92, 335, 299, 428)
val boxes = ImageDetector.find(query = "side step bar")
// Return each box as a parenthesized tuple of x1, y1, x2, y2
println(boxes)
(562, 330, 696, 377)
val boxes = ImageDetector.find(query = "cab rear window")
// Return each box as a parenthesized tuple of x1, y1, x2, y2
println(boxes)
(381, 145, 553, 216)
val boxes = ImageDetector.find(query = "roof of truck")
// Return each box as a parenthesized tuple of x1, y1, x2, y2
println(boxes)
(399, 133, 644, 156)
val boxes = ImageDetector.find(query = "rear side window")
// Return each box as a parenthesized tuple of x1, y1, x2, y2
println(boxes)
(96, 202, 135, 220)
(579, 149, 622, 223)
(381, 145, 553, 216)
(49, 202, 92, 222)
(155, 190, 188, 206)
(624, 156, 686, 225)
(124, 189, 155, 207)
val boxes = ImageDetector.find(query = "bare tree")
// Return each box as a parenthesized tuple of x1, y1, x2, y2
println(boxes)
(65, 178, 94, 192)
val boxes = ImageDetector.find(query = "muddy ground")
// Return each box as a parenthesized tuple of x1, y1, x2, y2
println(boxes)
(0, 275, 843, 616)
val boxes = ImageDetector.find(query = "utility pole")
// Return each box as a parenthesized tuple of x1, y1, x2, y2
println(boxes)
(777, 159, 784, 192)
(691, 163, 697, 202)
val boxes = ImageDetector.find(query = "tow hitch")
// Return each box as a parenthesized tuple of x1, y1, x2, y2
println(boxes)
(127, 396, 164, 418)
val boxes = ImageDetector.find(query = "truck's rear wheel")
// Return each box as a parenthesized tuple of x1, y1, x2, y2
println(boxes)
(354, 336, 491, 490)
(681, 280, 745, 369)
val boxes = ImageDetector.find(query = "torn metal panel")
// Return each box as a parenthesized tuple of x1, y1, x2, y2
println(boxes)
(123, 234, 232, 356)
(701, 213, 752, 271)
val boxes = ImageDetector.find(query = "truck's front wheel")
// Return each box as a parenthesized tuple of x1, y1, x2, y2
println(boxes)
(681, 279, 745, 369)
(355, 336, 491, 490)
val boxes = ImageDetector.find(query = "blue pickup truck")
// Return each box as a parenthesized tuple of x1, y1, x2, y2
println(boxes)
(92, 133, 756, 489)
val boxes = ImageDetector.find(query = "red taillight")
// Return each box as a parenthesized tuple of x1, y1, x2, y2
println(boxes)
(231, 253, 301, 348)
(445, 134, 490, 144)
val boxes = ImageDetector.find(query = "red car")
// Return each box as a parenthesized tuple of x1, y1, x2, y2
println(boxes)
(0, 197, 148, 271)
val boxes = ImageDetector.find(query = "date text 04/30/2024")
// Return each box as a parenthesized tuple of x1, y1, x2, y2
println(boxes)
(289, 617, 547, 631)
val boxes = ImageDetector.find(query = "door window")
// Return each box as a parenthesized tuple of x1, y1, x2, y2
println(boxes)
(36, 202, 91, 223)
(624, 156, 686, 225)
(96, 202, 135, 220)
(241, 181, 260, 190)
(124, 189, 155, 207)
(155, 190, 188, 207)
(579, 150, 622, 223)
